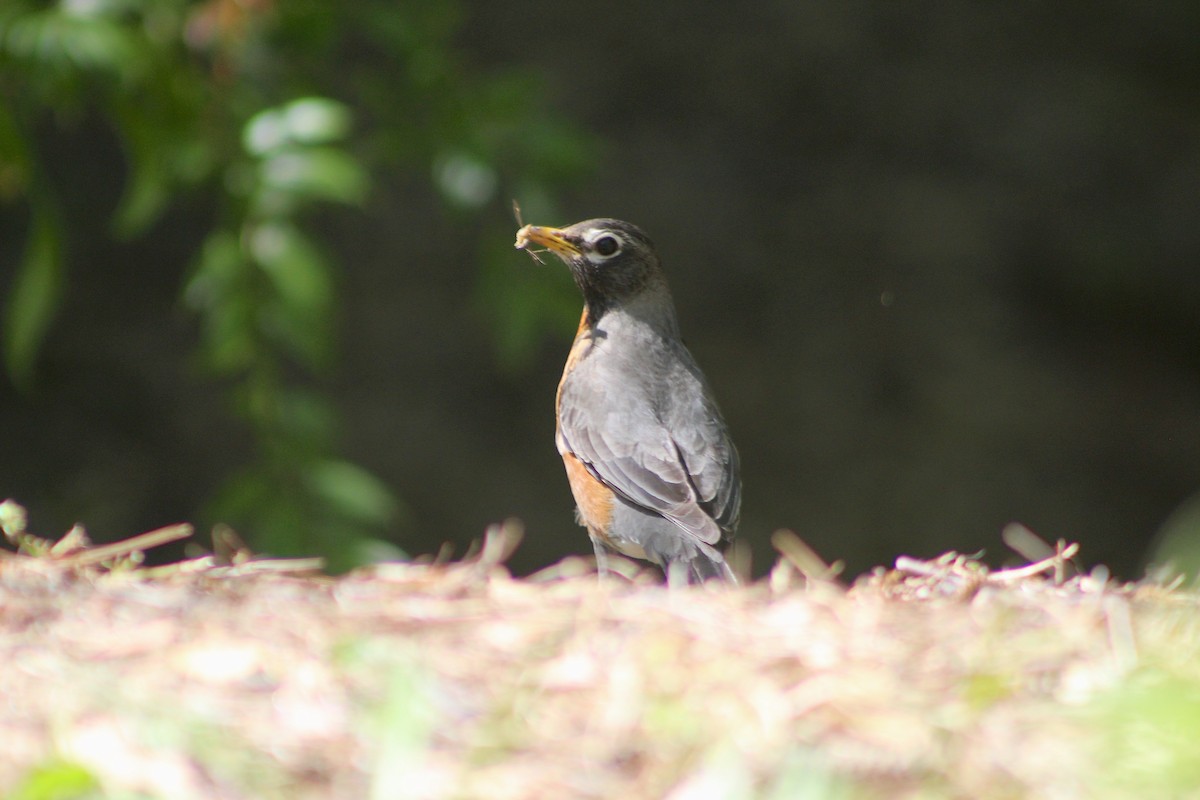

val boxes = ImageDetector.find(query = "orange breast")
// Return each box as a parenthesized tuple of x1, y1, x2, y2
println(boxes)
(556, 307, 615, 539)
(555, 308, 593, 413)
(561, 451, 615, 538)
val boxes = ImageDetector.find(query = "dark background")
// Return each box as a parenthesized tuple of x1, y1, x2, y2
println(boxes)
(2, 1, 1198, 579)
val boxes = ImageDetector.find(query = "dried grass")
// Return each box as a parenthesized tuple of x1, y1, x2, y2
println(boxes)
(2, 507, 1200, 799)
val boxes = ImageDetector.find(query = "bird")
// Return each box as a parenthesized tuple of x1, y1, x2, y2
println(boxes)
(515, 218, 741, 584)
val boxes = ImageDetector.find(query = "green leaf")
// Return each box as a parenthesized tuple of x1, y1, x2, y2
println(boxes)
(203, 293, 258, 373)
(259, 301, 332, 370)
(282, 97, 352, 144)
(185, 230, 244, 309)
(243, 108, 287, 157)
(0, 99, 31, 201)
(4, 204, 64, 387)
(206, 468, 285, 546)
(306, 459, 399, 529)
(258, 146, 368, 206)
(249, 222, 335, 369)
(109, 105, 176, 238)
(244, 98, 352, 156)
(249, 222, 333, 318)
(433, 150, 497, 208)
(4, 9, 144, 80)
(108, 65, 214, 236)
(273, 388, 337, 450)
(7, 758, 99, 800)
(110, 148, 173, 238)
(1148, 492, 1200, 583)
(186, 230, 260, 373)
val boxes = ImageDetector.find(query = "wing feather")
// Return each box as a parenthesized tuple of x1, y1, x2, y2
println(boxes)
(557, 339, 739, 546)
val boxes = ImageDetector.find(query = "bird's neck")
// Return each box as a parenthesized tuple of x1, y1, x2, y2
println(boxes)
(586, 286, 680, 340)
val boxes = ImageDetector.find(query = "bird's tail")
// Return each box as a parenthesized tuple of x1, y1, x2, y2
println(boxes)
(661, 540, 737, 586)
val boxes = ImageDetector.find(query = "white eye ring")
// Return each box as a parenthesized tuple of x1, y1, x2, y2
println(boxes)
(583, 230, 623, 260)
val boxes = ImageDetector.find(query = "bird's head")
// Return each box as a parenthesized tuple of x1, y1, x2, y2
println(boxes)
(516, 218, 666, 317)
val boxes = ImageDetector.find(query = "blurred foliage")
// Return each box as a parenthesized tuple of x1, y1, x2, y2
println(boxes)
(7, 759, 99, 800)
(0, 0, 595, 565)
(1149, 491, 1200, 585)
(1086, 669, 1200, 798)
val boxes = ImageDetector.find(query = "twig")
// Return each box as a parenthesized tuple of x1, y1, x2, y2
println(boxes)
(217, 557, 327, 576)
(1104, 594, 1138, 672)
(55, 523, 194, 567)
(893, 556, 954, 578)
(894, 542, 1081, 588)
(771, 530, 842, 584)
(987, 542, 1080, 584)
(475, 519, 524, 569)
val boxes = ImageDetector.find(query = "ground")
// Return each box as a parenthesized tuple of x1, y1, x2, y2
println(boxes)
(3, 507, 1200, 800)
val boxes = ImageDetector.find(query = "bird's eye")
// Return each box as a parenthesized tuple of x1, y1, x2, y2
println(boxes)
(593, 235, 620, 257)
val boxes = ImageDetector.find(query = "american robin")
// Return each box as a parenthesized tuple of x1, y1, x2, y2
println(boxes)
(515, 218, 741, 584)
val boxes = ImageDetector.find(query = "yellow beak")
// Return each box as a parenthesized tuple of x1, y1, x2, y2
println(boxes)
(515, 224, 582, 256)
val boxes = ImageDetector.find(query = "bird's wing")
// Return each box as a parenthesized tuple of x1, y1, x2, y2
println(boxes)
(557, 350, 739, 546)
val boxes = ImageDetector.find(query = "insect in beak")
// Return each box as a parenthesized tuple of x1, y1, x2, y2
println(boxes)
(512, 199, 549, 265)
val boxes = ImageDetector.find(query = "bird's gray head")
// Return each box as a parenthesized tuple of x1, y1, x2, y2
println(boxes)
(516, 218, 666, 317)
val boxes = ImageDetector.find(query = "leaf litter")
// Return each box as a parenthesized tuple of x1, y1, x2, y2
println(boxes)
(2, 500, 1199, 799)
